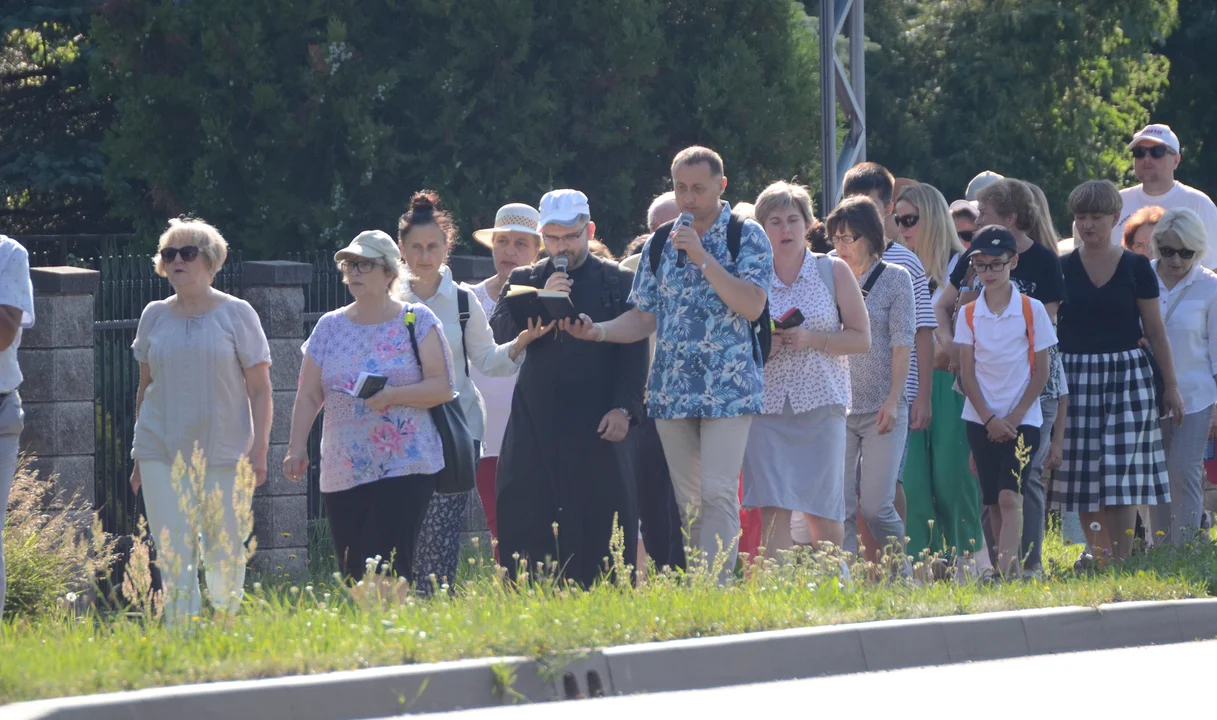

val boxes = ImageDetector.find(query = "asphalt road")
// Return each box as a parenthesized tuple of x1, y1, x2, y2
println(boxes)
(422, 640, 1217, 718)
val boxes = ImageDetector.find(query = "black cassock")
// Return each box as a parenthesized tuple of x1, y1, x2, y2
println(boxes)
(489, 254, 648, 586)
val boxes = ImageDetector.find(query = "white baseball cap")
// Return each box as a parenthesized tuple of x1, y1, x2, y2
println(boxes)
(1128, 123, 1181, 154)
(472, 203, 541, 248)
(965, 171, 1004, 201)
(334, 230, 401, 264)
(949, 199, 979, 217)
(538, 189, 591, 228)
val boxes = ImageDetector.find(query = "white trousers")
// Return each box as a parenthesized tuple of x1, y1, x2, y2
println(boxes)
(140, 460, 248, 622)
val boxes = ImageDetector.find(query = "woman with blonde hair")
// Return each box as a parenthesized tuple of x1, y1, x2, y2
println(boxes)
(1148, 208, 1217, 543)
(892, 183, 985, 566)
(1026, 182, 1062, 251)
(130, 219, 272, 622)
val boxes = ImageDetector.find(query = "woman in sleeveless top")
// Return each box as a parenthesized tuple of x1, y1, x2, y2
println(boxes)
(742, 182, 869, 557)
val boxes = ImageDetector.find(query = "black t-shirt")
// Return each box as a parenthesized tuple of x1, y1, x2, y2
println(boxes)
(950, 241, 1066, 307)
(1057, 250, 1159, 354)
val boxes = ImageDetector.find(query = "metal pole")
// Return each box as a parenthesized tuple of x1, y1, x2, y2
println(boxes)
(851, 0, 866, 165)
(820, 0, 838, 209)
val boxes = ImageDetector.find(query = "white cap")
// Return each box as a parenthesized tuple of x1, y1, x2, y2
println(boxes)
(334, 230, 401, 264)
(965, 171, 1004, 201)
(538, 189, 591, 228)
(472, 203, 541, 248)
(949, 199, 979, 217)
(1128, 123, 1181, 154)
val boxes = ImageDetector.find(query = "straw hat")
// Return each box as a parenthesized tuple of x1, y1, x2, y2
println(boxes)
(472, 203, 542, 249)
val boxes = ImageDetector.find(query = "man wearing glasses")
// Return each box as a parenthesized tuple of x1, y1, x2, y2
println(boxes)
(489, 189, 648, 587)
(1112, 124, 1217, 268)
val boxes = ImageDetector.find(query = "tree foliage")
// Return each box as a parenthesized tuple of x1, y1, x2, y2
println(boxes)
(0, 3, 117, 234)
(864, 0, 1178, 227)
(90, 0, 822, 256)
(1155, 0, 1217, 197)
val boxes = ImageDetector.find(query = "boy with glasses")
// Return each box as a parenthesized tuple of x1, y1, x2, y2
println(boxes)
(1112, 124, 1217, 267)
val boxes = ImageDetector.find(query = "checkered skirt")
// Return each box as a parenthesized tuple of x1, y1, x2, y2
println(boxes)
(1052, 349, 1169, 512)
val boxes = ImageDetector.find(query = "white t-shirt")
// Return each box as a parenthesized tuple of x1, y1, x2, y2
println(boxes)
(0, 237, 35, 393)
(953, 288, 1057, 428)
(1112, 182, 1217, 270)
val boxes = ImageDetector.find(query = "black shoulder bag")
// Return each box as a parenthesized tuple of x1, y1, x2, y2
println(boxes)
(404, 305, 477, 495)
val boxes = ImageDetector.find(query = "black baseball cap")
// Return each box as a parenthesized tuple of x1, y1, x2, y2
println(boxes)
(970, 225, 1018, 256)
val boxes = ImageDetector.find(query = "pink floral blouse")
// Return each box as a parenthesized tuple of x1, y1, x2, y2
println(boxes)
(303, 304, 453, 493)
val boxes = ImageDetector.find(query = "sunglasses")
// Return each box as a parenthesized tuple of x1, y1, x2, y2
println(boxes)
(339, 259, 382, 274)
(159, 246, 200, 263)
(894, 214, 920, 229)
(1158, 247, 1196, 260)
(1131, 145, 1170, 160)
(971, 258, 1012, 273)
(958, 230, 975, 244)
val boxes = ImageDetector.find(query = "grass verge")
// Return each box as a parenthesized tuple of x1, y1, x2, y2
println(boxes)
(2, 526, 1215, 705)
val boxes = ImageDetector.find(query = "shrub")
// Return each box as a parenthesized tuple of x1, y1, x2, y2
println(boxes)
(3, 455, 114, 619)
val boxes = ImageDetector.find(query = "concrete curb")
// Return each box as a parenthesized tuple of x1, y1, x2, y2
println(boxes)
(6, 599, 1217, 719)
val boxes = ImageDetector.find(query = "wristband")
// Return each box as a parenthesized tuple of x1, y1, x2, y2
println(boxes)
(983, 414, 996, 427)
(595, 323, 607, 342)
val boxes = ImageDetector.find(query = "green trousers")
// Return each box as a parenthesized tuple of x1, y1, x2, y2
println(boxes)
(903, 370, 985, 560)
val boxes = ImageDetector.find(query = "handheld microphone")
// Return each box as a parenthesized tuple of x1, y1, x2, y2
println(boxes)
(673, 212, 694, 268)
(553, 255, 568, 275)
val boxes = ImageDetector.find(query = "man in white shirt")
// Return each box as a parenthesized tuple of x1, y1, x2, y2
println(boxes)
(1112, 124, 1217, 269)
(0, 235, 35, 619)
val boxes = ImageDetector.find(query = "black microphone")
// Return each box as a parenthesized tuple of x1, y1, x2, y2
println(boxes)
(553, 254, 568, 276)
(673, 212, 694, 268)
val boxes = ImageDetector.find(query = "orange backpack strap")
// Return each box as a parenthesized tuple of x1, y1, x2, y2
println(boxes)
(1021, 294, 1036, 376)
(964, 301, 976, 336)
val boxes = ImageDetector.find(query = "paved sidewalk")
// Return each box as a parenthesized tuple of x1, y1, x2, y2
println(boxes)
(423, 640, 1217, 718)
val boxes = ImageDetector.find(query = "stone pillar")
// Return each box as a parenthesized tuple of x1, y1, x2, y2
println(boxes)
(242, 260, 312, 582)
(18, 267, 98, 513)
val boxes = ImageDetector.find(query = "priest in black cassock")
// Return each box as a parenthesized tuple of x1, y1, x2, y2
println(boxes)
(490, 189, 648, 587)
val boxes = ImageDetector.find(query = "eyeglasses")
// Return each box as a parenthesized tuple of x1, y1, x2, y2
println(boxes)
(159, 246, 200, 263)
(958, 230, 974, 244)
(1159, 247, 1196, 260)
(339, 259, 381, 274)
(894, 214, 920, 229)
(971, 258, 1012, 273)
(542, 223, 588, 244)
(1132, 145, 1170, 160)
(831, 234, 861, 245)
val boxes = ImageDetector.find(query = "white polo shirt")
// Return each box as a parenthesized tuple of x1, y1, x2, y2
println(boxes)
(0, 236, 35, 393)
(953, 287, 1057, 427)
(1154, 261, 1217, 416)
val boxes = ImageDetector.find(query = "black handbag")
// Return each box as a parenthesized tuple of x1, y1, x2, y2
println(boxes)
(404, 306, 477, 495)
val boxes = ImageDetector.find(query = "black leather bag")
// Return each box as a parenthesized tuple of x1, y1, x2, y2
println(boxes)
(404, 307, 477, 495)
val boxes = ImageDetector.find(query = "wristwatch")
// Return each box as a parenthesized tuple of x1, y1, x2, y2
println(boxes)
(615, 407, 631, 421)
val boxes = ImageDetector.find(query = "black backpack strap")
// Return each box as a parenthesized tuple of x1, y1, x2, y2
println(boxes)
(861, 260, 888, 296)
(726, 211, 745, 262)
(648, 220, 676, 273)
(456, 287, 471, 378)
(404, 305, 422, 364)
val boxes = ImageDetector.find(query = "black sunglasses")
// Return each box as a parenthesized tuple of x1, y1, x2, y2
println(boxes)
(159, 246, 200, 263)
(894, 214, 920, 229)
(1159, 247, 1196, 260)
(1132, 145, 1170, 160)
(958, 230, 975, 244)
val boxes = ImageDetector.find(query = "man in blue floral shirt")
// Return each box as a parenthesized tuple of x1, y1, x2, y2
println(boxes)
(563, 147, 772, 579)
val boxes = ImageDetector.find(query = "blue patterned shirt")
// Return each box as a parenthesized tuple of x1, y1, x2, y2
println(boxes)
(630, 202, 773, 419)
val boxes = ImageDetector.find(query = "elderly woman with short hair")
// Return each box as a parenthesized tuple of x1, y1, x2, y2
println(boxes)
(130, 219, 272, 622)
(1052, 180, 1183, 559)
(284, 230, 456, 583)
(743, 181, 869, 557)
(1148, 208, 1217, 544)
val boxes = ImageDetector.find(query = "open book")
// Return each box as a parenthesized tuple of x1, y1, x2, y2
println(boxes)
(332, 372, 388, 400)
(501, 285, 577, 327)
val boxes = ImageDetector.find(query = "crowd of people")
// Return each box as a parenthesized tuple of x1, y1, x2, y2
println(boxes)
(3, 124, 1217, 622)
